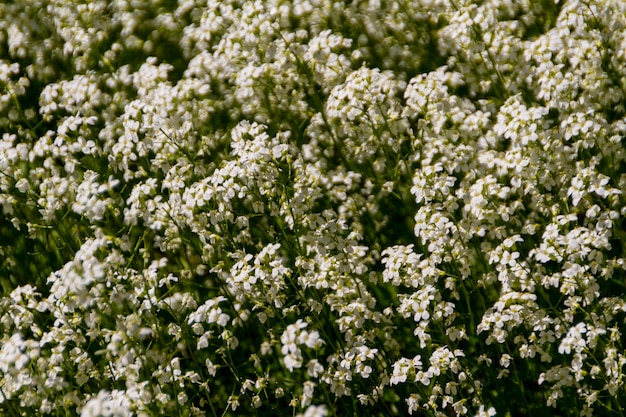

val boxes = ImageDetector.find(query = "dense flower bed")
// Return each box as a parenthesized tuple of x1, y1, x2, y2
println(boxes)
(1, 0, 626, 416)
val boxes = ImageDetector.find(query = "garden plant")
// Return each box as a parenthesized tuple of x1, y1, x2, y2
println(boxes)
(1, 0, 626, 416)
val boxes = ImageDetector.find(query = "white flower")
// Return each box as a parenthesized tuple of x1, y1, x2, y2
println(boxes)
(558, 322, 588, 355)
(307, 359, 324, 378)
(80, 390, 131, 417)
(284, 351, 304, 372)
(296, 404, 327, 417)
(390, 355, 422, 386)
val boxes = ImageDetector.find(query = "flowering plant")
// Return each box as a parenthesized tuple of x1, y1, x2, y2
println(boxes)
(1, 0, 626, 416)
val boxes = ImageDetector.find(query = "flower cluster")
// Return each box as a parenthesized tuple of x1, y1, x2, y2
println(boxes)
(2, 0, 626, 416)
